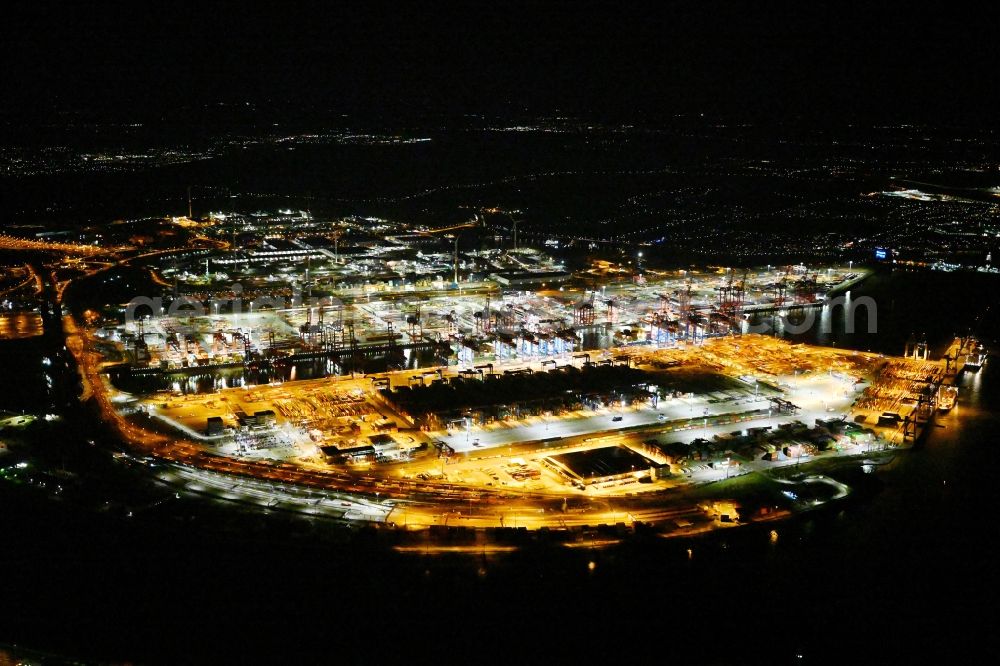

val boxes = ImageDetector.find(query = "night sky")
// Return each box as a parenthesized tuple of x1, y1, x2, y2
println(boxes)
(3, 1, 998, 125)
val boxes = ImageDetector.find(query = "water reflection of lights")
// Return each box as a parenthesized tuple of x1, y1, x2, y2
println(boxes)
(818, 303, 831, 344)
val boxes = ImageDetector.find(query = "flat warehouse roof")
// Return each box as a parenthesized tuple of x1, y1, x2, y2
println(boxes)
(550, 445, 654, 480)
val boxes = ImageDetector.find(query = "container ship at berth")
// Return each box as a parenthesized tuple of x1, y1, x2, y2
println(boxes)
(942, 336, 986, 376)
(962, 340, 987, 373)
(932, 336, 989, 412)
(937, 382, 958, 412)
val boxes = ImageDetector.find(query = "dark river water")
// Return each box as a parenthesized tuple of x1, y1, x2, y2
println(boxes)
(111, 347, 447, 395)
(758, 267, 1000, 355)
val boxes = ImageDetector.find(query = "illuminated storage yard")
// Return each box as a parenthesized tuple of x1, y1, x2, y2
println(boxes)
(3, 208, 970, 536)
(41, 220, 960, 537)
